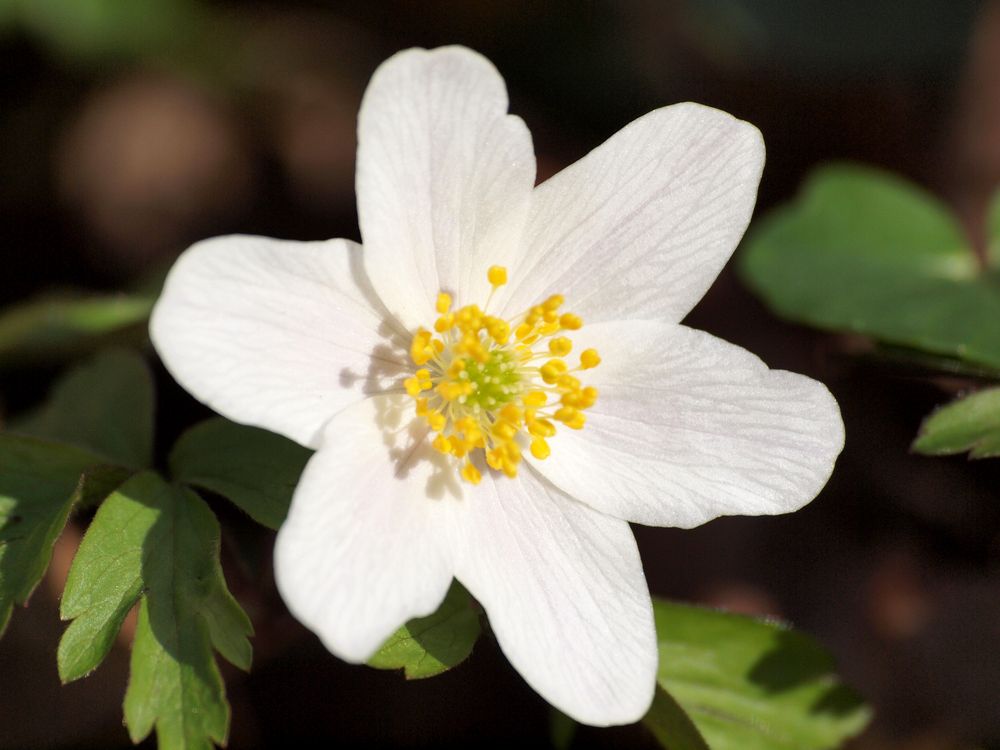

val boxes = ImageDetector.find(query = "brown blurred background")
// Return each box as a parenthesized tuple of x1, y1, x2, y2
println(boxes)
(2, 1, 1000, 748)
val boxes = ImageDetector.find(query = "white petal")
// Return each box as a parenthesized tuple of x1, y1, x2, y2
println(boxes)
(531, 321, 844, 528)
(150, 235, 407, 449)
(356, 46, 535, 329)
(273, 395, 457, 661)
(446, 470, 656, 726)
(498, 103, 764, 324)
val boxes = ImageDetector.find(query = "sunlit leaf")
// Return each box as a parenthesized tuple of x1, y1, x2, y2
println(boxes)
(739, 164, 1000, 369)
(643, 686, 711, 750)
(0, 293, 152, 368)
(169, 417, 312, 530)
(368, 580, 481, 680)
(14, 348, 154, 469)
(653, 600, 870, 750)
(58, 472, 251, 750)
(0, 434, 109, 636)
(912, 387, 1000, 459)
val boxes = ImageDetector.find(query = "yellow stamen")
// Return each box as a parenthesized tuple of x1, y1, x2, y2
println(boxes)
(523, 391, 547, 407)
(530, 438, 550, 460)
(580, 348, 601, 369)
(548, 336, 572, 356)
(461, 461, 482, 484)
(403, 264, 600, 485)
(559, 313, 583, 330)
(487, 265, 508, 287)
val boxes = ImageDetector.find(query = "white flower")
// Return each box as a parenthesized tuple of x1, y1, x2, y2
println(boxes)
(150, 46, 844, 726)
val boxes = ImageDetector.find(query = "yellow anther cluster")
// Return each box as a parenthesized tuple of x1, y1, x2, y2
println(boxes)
(404, 266, 600, 485)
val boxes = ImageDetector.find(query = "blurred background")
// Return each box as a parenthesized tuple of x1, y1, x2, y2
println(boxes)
(1, 1, 999, 747)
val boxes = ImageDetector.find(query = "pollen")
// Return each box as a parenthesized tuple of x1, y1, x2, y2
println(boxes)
(404, 266, 600, 485)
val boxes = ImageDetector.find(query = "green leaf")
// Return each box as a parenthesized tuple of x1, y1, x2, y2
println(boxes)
(643, 686, 711, 750)
(739, 164, 1000, 369)
(0, 434, 109, 636)
(0, 293, 152, 368)
(368, 580, 481, 679)
(15, 348, 154, 469)
(653, 600, 870, 750)
(58, 472, 252, 750)
(72, 463, 133, 508)
(912, 387, 1000, 459)
(169, 417, 313, 530)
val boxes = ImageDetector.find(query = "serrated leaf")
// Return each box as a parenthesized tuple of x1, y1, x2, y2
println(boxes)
(0, 293, 152, 368)
(912, 387, 1000, 459)
(643, 686, 711, 750)
(739, 164, 1000, 369)
(653, 600, 870, 750)
(0, 434, 108, 636)
(169, 418, 312, 530)
(368, 580, 480, 679)
(15, 348, 154, 469)
(58, 472, 252, 750)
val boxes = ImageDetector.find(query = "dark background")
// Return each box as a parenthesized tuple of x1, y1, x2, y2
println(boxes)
(1, 1, 999, 748)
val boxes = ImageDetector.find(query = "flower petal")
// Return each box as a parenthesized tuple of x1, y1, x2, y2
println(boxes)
(498, 103, 764, 324)
(531, 320, 844, 528)
(447, 470, 656, 726)
(356, 46, 535, 329)
(151, 235, 407, 449)
(273, 395, 457, 661)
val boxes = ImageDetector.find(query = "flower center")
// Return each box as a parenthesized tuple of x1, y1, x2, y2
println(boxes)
(404, 265, 600, 485)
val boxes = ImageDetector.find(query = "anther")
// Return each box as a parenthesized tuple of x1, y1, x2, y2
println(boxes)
(461, 461, 482, 485)
(580, 349, 601, 369)
(548, 337, 573, 357)
(530, 438, 551, 460)
(559, 313, 583, 330)
(488, 266, 508, 287)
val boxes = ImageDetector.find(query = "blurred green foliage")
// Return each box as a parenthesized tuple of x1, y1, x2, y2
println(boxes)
(15, 348, 154, 468)
(0, 0, 237, 82)
(0, 0, 204, 62)
(741, 165, 1000, 371)
(0, 293, 153, 369)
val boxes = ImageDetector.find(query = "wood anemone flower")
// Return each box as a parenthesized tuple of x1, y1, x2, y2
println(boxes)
(150, 46, 844, 726)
